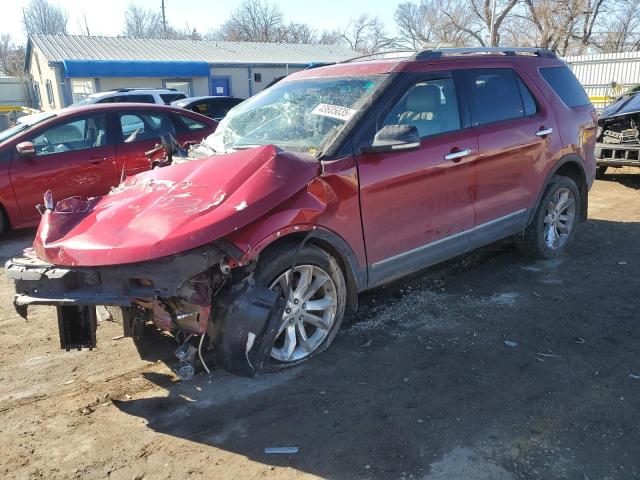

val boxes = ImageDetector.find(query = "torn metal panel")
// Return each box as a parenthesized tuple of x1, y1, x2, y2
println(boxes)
(208, 277, 286, 377)
(33, 145, 320, 266)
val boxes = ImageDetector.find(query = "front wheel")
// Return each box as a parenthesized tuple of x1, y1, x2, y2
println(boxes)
(514, 175, 581, 258)
(253, 244, 347, 368)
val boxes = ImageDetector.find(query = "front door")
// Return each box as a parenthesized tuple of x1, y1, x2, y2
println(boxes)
(356, 75, 478, 286)
(10, 112, 117, 224)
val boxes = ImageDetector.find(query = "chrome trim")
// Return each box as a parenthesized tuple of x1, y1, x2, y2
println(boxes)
(371, 209, 527, 271)
(444, 149, 471, 161)
(536, 128, 553, 137)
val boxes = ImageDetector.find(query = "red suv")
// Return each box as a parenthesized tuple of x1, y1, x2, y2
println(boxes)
(0, 103, 217, 231)
(7, 48, 596, 377)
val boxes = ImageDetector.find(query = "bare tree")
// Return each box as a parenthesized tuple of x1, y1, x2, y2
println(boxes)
(23, 0, 68, 35)
(0, 34, 25, 76)
(521, 0, 608, 55)
(596, 0, 640, 51)
(395, 0, 472, 48)
(339, 14, 396, 54)
(279, 23, 317, 43)
(219, 0, 284, 42)
(123, 3, 164, 38)
(439, 0, 519, 46)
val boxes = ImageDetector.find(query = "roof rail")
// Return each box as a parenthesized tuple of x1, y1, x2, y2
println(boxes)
(339, 50, 421, 64)
(106, 87, 178, 93)
(339, 47, 557, 65)
(414, 47, 557, 60)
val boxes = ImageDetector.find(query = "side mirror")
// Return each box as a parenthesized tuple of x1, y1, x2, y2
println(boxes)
(362, 125, 421, 153)
(16, 141, 35, 157)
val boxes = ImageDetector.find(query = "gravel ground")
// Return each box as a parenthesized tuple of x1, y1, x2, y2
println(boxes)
(0, 169, 639, 480)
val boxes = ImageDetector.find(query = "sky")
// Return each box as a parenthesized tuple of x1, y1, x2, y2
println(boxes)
(5, 0, 402, 44)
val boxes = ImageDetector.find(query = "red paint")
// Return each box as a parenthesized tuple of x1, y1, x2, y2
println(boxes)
(28, 53, 595, 292)
(358, 130, 477, 264)
(0, 104, 217, 230)
(34, 145, 319, 266)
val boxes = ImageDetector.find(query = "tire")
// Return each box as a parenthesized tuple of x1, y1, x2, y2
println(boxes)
(0, 206, 7, 235)
(514, 175, 581, 258)
(253, 243, 347, 369)
(595, 166, 608, 179)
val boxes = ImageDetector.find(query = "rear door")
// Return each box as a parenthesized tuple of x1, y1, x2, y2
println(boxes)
(9, 112, 117, 223)
(462, 67, 561, 231)
(113, 110, 178, 176)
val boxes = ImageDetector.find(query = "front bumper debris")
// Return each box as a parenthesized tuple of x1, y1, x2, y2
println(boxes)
(596, 142, 640, 167)
(6, 244, 287, 377)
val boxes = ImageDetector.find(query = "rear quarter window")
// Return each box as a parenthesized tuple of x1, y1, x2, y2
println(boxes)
(540, 67, 591, 108)
(160, 93, 186, 104)
(176, 114, 209, 132)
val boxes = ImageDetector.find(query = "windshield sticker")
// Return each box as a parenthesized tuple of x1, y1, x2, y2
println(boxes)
(311, 103, 357, 122)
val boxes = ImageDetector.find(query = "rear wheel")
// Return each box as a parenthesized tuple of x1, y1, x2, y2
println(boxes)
(253, 244, 347, 368)
(0, 206, 7, 236)
(595, 166, 608, 179)
(514, 175, 580, 258)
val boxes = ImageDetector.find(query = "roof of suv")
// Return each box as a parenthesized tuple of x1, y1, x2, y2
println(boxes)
(286, 47, 565, 80)
(54, 103, 217, 120)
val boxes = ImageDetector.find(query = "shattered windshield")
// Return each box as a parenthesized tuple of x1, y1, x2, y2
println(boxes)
(205, 75, 383, 155)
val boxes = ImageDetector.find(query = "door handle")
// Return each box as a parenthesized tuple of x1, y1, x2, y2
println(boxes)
(88, 157, 107, 165)
(536, 127, 553, 137)
(444, 149, 471, 162)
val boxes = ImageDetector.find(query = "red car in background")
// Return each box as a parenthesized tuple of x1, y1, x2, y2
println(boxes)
(0, 103, 217, 232)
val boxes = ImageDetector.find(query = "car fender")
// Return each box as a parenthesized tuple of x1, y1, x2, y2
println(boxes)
(524, 153, 588, 228)
(225, 179, 367, 311)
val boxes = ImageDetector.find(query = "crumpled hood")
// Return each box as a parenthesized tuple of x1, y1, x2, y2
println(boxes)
(34, 145, 320, 266)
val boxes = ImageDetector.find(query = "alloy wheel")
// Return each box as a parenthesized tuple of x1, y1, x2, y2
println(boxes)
(269, 264, 338, 363)
(543, 187, 576, 250)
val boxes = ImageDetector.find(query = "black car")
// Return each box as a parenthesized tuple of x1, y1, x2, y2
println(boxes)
(595, 91, 640, 177)
(172, 96, 245, 121)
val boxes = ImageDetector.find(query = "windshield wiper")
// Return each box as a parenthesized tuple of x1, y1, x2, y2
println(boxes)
(232, 144, 262, 150)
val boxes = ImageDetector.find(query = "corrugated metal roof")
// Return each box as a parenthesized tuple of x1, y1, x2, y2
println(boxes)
(30, 34, 357, 65)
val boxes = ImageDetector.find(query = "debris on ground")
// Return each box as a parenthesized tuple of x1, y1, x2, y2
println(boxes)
(264, 447, 299, 454)
(630, 374, 640, 380)
(504, 340, 518, 348)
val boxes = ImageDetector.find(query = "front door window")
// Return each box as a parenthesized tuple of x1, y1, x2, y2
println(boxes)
(30, 114, 108, 156)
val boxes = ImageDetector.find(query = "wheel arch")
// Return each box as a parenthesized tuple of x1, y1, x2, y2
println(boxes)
(526, 154, 589, 227)
(254, 228, 365, 313)
(0, 201, 10, 234)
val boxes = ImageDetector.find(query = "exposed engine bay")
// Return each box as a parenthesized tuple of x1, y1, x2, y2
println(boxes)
(596, 93, 640, 168)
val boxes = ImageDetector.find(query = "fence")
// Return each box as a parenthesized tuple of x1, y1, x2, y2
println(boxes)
(564, 51, 640, 109)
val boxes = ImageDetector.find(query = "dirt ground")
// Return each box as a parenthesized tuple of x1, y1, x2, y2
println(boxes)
(1, 169, 639, 480)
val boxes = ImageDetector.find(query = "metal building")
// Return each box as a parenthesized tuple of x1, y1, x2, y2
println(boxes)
(25, 35, 356, 111)
(564, 51, 640, 109)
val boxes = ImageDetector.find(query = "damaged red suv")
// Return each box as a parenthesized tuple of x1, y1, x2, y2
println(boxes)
(7, 48, 597, 377)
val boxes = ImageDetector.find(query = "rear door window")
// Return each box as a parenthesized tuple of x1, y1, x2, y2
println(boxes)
(124, 95, 156, 104)
(192, 102, 211, 117)
(160, 93, 186, 104)
(118, 112, 175, 143)
(540, 66, 591, 108)
(464, 68, 529, 125)
(176, 114, 209, 132)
